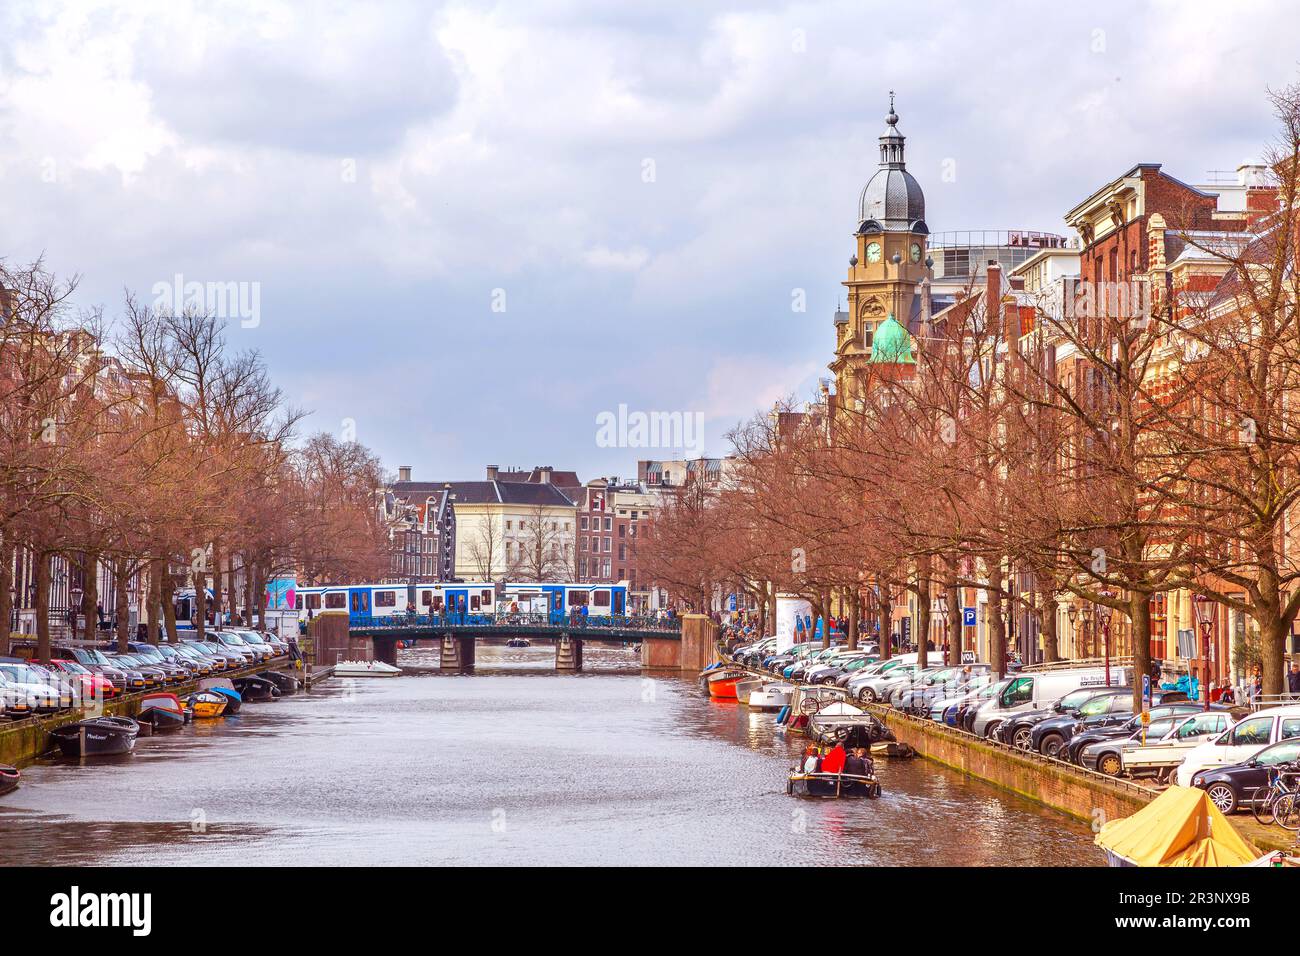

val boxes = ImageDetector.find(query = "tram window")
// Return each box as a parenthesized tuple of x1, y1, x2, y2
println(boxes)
(593, 591, 610, 608)
(431, 596, 444, 611)
(375, 591, 396, 608)
(421, 591, 432, 607)
(305, 594, 322, 610)
(349, 592, 370, 613)
(480, 589, 493, 605)
(570, 590, 589, 607)
(470, 594, 481, 611)
(295, 594, 303, 610)
(325, 592, 345, 609)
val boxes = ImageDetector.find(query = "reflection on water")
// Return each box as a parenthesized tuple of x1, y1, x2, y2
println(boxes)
(0, 644, 1098, 866)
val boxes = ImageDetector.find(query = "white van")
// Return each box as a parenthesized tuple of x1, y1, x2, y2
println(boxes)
(970, 666, 1131, 739)
(1175, 704, 1300, 787)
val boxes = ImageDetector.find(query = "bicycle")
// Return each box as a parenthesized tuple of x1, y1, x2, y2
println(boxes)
(1251, 761, 1300, 827)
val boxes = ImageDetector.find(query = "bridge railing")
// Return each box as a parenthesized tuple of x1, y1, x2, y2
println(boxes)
(348, 611, 683, 634)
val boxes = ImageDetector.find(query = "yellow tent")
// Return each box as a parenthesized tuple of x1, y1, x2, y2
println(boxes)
(1095, 786, 1260, 867)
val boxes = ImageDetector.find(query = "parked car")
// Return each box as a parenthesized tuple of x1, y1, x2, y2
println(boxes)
(1064, 703, 1225, 765)
(1017, 687, 1134, 753)
(0, 673, 34, 717)
(898, 665, 993, 715)
(1079, 717, 1182, 776)
(0, 660, 64, 712)
(1120, 710, 1234, 780)
(970, 666, 1131, 740)
(207, 632, 258, 665)
(48, 659, 118, 701)
(1191, 738, 1300, 814)
(1176, 704, 1300, 787)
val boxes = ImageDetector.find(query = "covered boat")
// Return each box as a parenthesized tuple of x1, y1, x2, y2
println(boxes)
(199, 677, 243, 713)
(787, 771, 882, 799)
(1095, 786, 1260, 867)
(505, 638, 530, 648)
(261, 670, 299, 695)
(138, 693, 186, 732)
(232, 675, 278, 700)
(0, 764, 19, 796)
(48, 716, 139, 758)
(334, 660, 401, 678)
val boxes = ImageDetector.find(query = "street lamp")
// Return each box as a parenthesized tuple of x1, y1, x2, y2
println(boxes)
(1192, 594, 1215, 711)
(1097, 591, 1114, 687)
(1081, 602, 1093, 658)
(936, 592, 950, 663)
(1066, 602, 1078, 657)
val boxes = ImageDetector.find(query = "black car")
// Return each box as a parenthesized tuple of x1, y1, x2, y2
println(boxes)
(1027, 689, 1135, 755)
(1063, 702, 1216, 764)
(1000, 687, 1130, 751)
(1191, 738, 1300, 814)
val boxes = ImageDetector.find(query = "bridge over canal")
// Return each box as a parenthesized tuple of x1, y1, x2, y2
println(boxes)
(317, 612, 716, 672)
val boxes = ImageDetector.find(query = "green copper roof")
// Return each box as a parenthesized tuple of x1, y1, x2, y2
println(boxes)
(868, 313, 915, 364)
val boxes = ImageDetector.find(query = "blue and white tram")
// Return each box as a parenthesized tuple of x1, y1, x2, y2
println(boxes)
(293, 580, 628, 626)
(294, 582, 497, 626)
(498, 582, 628, 622)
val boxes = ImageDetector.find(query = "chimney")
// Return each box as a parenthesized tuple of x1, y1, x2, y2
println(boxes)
(486, 465, 499, 481)
(398, 466, 412, 482)
(985, 262, 1003, 335)
(539, 467, 552, 484)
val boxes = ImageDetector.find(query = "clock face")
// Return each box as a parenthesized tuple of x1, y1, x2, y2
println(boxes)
(865, 242, 882, 263)
(910, 242, 922, 263)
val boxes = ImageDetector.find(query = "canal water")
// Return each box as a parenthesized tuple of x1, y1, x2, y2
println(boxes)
(0, 645, 1099, 866)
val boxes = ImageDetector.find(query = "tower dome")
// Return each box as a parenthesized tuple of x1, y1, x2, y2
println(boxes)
(857, 94, 926, 233)
(867, 313, 915, 364)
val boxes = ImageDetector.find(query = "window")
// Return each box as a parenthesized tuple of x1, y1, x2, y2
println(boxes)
(375, 591, 396, 608)
(1282, 718, 1300, 740)
(294, 594, 303, 610)
(618, 525, 626, 538)
(580, 516, 588, 530)
(1177, 714, 1226, 739)
(579, 558, 588, 576)
(507, 520, 513, 530)
(580, 537, 587, 552)
(325, 592, 345, 610)
(305, 594, 321, 610)
(604, 517, 612, 530)
(1257, 741, 1300, 765)
(1002, 677, 1033, 706)
(470, 594, 480, 611)
(593, 590, 611, 608)
(1229, 716, 1273, 746)
(618, 543, 626, 560)
(479, 589, 492, 605)
(431, 595, 444, 611)
(421, 590, 432, 607)
(570, 590, 589, 607)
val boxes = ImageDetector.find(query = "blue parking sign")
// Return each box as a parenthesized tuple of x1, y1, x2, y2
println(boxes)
(962, 607, 977, 627)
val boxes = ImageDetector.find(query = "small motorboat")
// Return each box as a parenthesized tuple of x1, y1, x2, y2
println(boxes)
(262, 671, 299, 696)
(199, 678, 243, 713)
(138, 693, 186, 733)
(334, 660, 401, 678)
(184, 691, 229, 719)
(734, 678, 764, 705)
(232, 676, 278, 701)
(787, 771, 882, 799)
(0, 764, 19, 797)
(48, 716, 140, 758)
(704, 668, 745, 700)
(505, 638, 530, 648)
(810, 711, 896, 748)
(749, 683, 793, 711)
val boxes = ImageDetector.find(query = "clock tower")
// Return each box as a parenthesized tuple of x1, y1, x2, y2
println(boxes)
(830, 94, 929, 409)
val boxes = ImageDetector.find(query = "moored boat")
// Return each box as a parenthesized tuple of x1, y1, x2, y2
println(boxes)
(48, 716, 140, 758)
(734, 678, 764, 705)
(232, 675, 279, 700)
(184, 690, 229, 719)
(505, 638, 530, 648)
(199, 678, 243, 713)
(705, 668, 745, 700)
(749, 682, 793, 711)
(139, 693, 186, 733)
(0, 764, 19, 796)
(786, 771, 882, 799)
(334, 660, 401, 678)
(261, 670, 299, 695)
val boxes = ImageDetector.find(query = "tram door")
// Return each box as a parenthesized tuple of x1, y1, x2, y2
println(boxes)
(612, 589, 625, 616)
(543, 586, 565, 624)
(347, 587, 371, 625)
(445, 588, 469, 623)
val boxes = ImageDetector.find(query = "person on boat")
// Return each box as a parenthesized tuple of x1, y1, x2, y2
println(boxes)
(802, 746, 820, 774)
(821, 742, 847, 775)
(844, 747, 872, 778)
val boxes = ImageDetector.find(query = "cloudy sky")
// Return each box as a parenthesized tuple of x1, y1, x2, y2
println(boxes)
(1, 0, 1294, 482)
